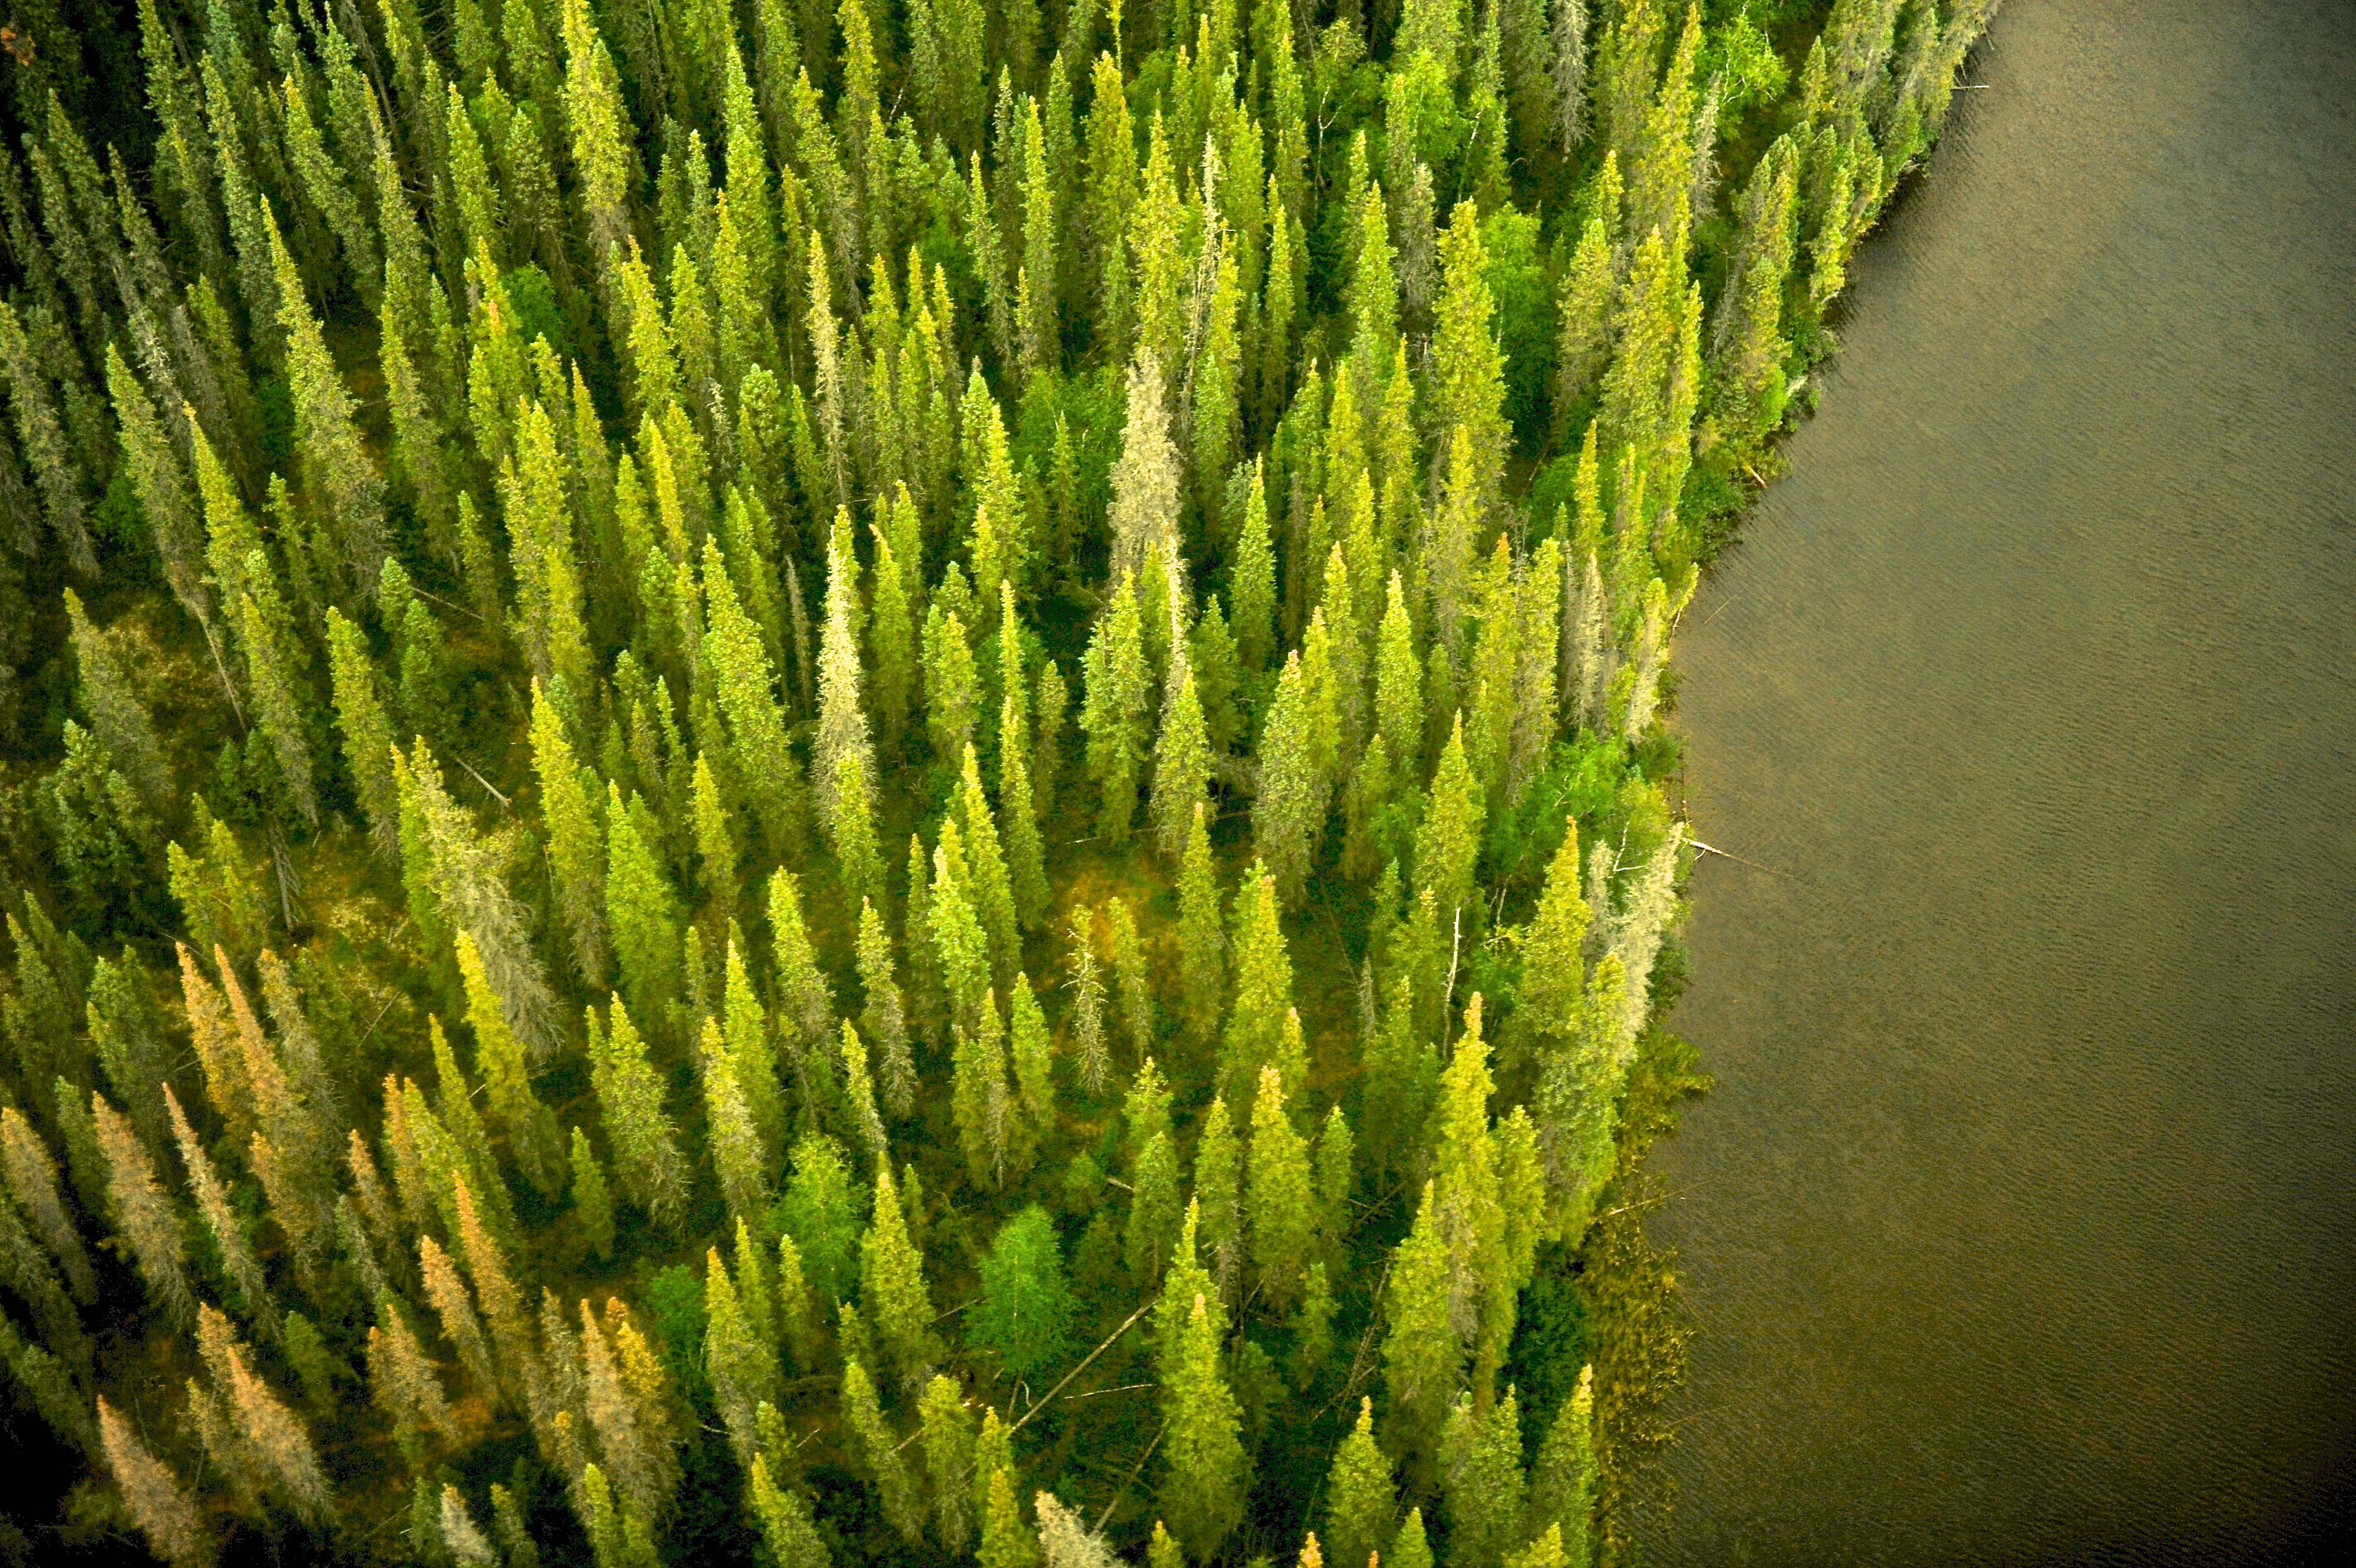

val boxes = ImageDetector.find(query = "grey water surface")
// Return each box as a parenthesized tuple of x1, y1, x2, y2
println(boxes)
(1649, 2, 2356, 1563)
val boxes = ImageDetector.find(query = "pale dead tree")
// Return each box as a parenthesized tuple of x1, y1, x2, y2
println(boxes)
(1553, 0, 1592, 150)
(1604, 823, 1686, 1051)
(1035, 1491, 1122, 1568)
(1107, 349, 1180, 587)
(441, 1486, 499, 1567)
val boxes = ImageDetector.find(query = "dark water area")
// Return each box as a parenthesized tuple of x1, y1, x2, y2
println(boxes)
(1648, 1, 2356, 1563)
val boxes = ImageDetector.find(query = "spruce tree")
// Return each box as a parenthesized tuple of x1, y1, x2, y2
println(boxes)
(323, 608, 400, 851)
(1159, 1291, 1248, 1559)
(1223, 868, 1297, 1095)
(1107, 898, 1153, 1061)
(704, 1015, 775, 1228)
(98, 1398, 211, 1568)
(1175, 805, 1226, 1046)
(267, 206, 386, 593)
(768, 869, 836, 1056)
(64, 590, 169, 812)
(1442, 1387, 1528, 1568)
(1193, 1094, 1243, 1294)
(1415, 714, 1487, 938)
(456, 931, 564, 1197)
(1009, 977, 1056, 1131)
(862, 1162, 939, 1390)
(1229, 458, 1277, 673)
(1383, 1181, 1461, 1461)
(1323, 1398, 1397, 1568)
(587, 999, 690, 1229)
(604, 785, 684, 1030)
(1064, 906, 1111, 1093)
(1149, 644, 1212, 861)
(1246, 1066, 1317, 1308)
(840, 1022, 890, 1167)
(955, 743, 1023, 980)
(844, 1355, 926, 1542)
(94, 1091, 192, 1328)
(1081, 573, 1152, 842)
(925, 603, 982, 766)
(856, 899, 916, 1116)
(1254, 651, 1324, 906)
(572, 1127, 617, 1260)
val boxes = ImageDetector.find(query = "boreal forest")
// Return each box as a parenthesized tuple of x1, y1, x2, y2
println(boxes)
(0, 0, 1987, 1563)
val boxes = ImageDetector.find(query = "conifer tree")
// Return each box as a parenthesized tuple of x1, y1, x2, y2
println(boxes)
(706, 1245, 782, 1468)
(587, 999, 690, 1229)
(703, 1018, 775, 1226)
(572, 1128, 617, 1260)
(419, 1232, 502, 1406)
(978, 1461, 1041, 1568)
(921, 1374, 980, 1552)
(997, 974, 1050, 1132)
(233, 557, 320, 832)
(64, 591, 170, 812)
(98, 1398, 211, 1568)
(1108, 353, 1180, 587)
(93, 1091, 191, 1327)
(1230, 458, 1277, 673)
(1175, 805, 1226, 1044)
(856, 900, 916, 1116)
(712, 932, 787, 1153)
(1193, 1094, 1243, 1292)
(1255, 651, 1324, 905)
(267, 207, 386, 593)
(457, 931, 565, 1197)
(931, 825, 994, 1036)
(1525, 1364, 1599, 1566)
(955, 743, 1023, 978)
(1064, 906, 1111, 1093)
(1223, 868, 1297, 1094)
(1159, 1291, 1248, 1558)
(1415, 714, 1487, 930)
(953, 993, 1021, 1189)
(1324, 1398, 1397, 1568)
(840, 1023, 890, 1167)
(322, 608, 399, 850)
(925, 602, 982, 766)
(1246, 1066, 1318, 1307)
(1442, 1387, 1528, 1568)
(1121, 1059, 1183, 1285)
(862, 1161, 939, 1390)
(1, 1106, 94, 1304)
(106, 345, 207, 627)
(1383, 1181, 1461, 1460)
(1081, 574, 1152, 841)
(768, 869, 836, 1053)
(816, 520, 876, 852)
(603, 785, 684, 1030)
(749, 1456, 832, 1568)
(844, 1355, 926, 1542)
(0, 298, 94, 574)
(1150, 642, 1212, 861)
(368, 1294, 458, 1467)
(162, 1086, 269, 1329)
(704, 537, 808, 856)
(869, 518, 919, 745)
(1555, 203, 1620, 428)
(1107, 898, 1153, 1061)
(1376, 572, 1425, 775)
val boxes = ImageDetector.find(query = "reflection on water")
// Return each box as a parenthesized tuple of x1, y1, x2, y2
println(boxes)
(1650, 1, 2356, 1562)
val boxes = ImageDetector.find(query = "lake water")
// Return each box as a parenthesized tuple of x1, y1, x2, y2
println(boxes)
(1648, 1, 2356, 1562)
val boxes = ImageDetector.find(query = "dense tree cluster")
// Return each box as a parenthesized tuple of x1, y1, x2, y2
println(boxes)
(0, 0, 1986, 1564)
